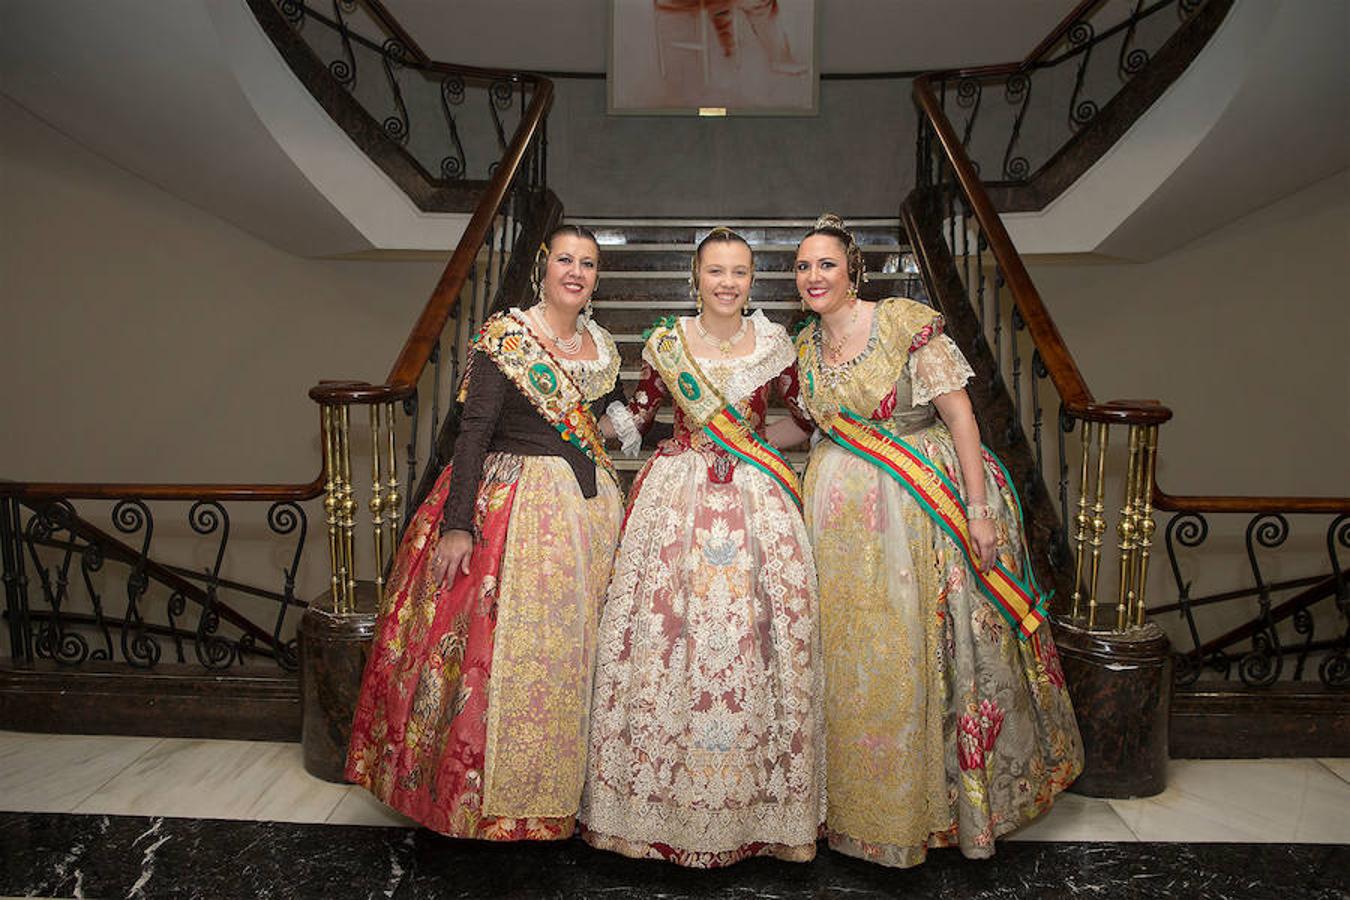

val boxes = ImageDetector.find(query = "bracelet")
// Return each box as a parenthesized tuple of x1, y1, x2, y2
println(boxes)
(967, 503, 995, 521)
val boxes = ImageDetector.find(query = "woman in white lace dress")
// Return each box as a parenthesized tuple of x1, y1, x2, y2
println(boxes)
(581, 228, 824, 867)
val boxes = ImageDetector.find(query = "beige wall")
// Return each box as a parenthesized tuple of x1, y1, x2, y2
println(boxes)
(0, 94, 449, 618)
(0, 94, 443, 485)
(1027, 168, 1349, 500)
(1023, 168, 1350, 653)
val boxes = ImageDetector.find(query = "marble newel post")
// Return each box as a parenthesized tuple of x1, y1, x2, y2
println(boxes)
(1056, 619, 1172, 798)
(299, 582, 378, 783)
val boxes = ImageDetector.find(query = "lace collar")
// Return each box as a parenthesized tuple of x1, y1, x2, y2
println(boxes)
(510, 307, 621, 402)
(668, 311, 795, 406)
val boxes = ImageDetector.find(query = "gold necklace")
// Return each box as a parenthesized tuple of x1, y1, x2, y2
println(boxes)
(694, 314, 749, 356)
(821, 300, 860, 361)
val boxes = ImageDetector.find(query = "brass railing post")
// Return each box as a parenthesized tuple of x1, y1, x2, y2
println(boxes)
(383, 400, 400, 557)
(368, 403, 386, 608)
(1086, 422, 1109, 629)
(1115, 425, 1143, 630)
(337, 404, 357, 613)
(320, 405, 343, 609)
(1070, 419, 1092, 620)
(1133, 425, 1159, 627)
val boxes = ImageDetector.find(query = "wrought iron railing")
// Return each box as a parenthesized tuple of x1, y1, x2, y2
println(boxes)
(908, 0, 1349, 689)
(1154, 499, 1350, 688)
(252, 0, 546, 196)
(922, 0, 1229, 210)
(0, 482, 319, 672)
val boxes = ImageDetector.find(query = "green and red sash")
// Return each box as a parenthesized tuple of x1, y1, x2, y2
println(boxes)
(645, 319, 802, 509)
(473, 311, 619, 488)
(824, 407, 1047, 640)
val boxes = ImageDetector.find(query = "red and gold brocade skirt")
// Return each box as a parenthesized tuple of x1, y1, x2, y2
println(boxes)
(345, 453, 621, 840)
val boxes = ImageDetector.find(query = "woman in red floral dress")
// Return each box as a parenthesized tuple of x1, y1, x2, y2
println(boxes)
(345, 225, 626, 840)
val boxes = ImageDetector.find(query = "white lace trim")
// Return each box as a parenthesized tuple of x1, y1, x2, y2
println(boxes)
(644, 311, 793, 406)
(607, 400, 642, 457)
(909, 332, 975, 406)
(513, 307, 621, 401)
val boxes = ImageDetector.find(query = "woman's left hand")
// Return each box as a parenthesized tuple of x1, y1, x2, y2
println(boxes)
(970, 519, 998, 572)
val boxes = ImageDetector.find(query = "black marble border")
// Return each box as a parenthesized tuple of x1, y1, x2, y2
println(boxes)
(2, 812, 1347, 899)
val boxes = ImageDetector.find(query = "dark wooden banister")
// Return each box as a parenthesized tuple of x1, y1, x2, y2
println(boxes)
(308, 79, 554, 407)
(0, 479, 324, 502)
(914, 7, 1347, 519)
(912, 73, 1170, 429)
(1153, 492, 1350, 515)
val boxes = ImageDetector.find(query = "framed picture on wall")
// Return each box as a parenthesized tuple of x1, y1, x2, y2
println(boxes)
(609, 0, 818, 116)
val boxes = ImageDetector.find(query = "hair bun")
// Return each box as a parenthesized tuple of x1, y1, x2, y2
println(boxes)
(814, 213, 846, 231)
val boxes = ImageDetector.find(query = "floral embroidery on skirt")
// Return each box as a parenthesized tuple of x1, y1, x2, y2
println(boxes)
(580, 450, 825, 867)
(346, 453, 621, 840)
(804, 426, 1083, 868)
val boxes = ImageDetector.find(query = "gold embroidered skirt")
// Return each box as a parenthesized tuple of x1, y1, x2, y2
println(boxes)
(804, 426, 1083, 867)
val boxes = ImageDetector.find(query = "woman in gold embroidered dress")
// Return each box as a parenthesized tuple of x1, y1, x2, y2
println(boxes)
(791, 215, 1082, 867)
(580, 228, 824, 867)
(345, 225, 626, 840)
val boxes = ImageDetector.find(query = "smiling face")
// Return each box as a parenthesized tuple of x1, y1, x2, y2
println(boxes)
(696, 240, 754, 320)
(540, 233, 599, 315)
(795, 233, 854, 316)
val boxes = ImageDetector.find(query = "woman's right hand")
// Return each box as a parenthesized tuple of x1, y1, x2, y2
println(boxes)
(429, 529, 474, 584)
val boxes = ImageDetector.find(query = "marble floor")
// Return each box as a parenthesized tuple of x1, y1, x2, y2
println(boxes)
(1, 730, 1347, 898)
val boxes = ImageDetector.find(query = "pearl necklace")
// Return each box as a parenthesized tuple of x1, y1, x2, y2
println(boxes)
(694, 314, 750, 357)
(530, 305, 583, 355)
(821, 300, 860, 362)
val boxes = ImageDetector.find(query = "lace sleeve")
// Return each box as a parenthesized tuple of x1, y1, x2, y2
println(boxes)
(774, 362, 815, 432)
(909, 333, 975, 406)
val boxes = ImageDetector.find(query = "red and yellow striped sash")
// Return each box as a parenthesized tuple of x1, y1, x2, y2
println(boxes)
(704, 406, 802, 510)
(826, 408, 1047, 640)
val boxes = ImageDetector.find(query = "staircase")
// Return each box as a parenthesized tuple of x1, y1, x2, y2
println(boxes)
(570, 218, 923, 481)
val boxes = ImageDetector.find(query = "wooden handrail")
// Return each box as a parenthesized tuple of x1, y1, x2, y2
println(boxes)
(914, 73, 1133, 423)
(0, 477, 324, 502)
(359, 0, 430, 65)
(309, 79, 554, 407)
(914, 14, 1349, 519)
(1153, 490, 1350, 515)
(297, 0, 545, 84)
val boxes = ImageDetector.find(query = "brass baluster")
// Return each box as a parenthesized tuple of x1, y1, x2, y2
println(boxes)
(337, 404, 357, 613)
(321, 405, 341, 610)
(1086, 422, 1109, 630)
(369, 403, 386, 608)
(1134, 425, 1159, 627)
(1115, 426, 1143, 631)
(1070, 419, 1092, 621)
(384, 401, 401, 553)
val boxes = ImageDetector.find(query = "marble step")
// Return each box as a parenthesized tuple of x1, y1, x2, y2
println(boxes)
(597, 246, 915, 273)
(588, 300, 808, 335)
(569, 217, 904, 247)
(594, 271, 925, 303)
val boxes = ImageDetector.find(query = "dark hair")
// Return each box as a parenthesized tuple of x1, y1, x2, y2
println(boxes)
(800, 213, 863, 292)
(545, 223, 600, 255)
